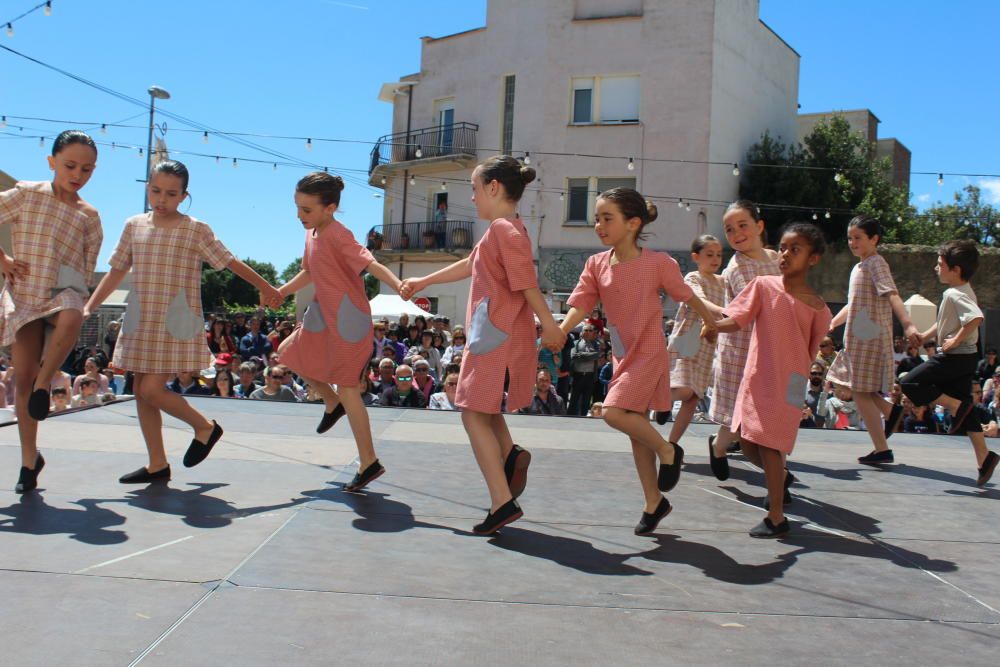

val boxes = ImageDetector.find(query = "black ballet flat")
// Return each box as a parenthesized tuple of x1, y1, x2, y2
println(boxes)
(316, 403, 346, 434)
(504, 445, 532, 499)
(655, 411, 671, 425)
(14, 452, 45, 494)
(634, 496, 672, 536)
(763, 469, 795, 509)
(884, 403, 903, 439)
(472, 498, 523, 536)
(749, 517, 790, 538)
(183, 421, 224, 468)
(119, 465, 171, 484)
(708, 435, 730, 481)
(27, 388, 50, 421)
(345, 459, 385, 492)
(657, 443, 684, 492)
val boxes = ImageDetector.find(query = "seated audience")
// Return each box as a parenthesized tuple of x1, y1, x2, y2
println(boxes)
(379, 364, 426, 408)
(428, 371, 460, 410)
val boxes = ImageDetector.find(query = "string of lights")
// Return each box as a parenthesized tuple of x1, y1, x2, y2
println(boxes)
(3, 1, 51, 38)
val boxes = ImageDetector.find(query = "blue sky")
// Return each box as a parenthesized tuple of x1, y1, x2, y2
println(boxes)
(2, 1, 997, 274)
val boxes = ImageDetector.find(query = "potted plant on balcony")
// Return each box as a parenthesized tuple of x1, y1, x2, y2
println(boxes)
(422, 229, 437, 249)
(400, 232, 410, 249)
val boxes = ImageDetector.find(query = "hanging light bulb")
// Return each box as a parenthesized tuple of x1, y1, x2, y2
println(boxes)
(0, 115, 7, 128)
(202, 131, 209, 144)
(44, 1, 52, 16)
(834, 172, 842, 182)
(937, 173, 944, 186)
(685, 203, 691, 212)
(441, 181, 447, 191)
(100, 123, 107, 135)
(380, 176, 386, 185)
(409, 176, 416, 186)
(111, 142, 117, 151)
(933, 220, 940, 227)
(559, 192, 565, 201)
(272, 163, 277, 171)
(38, 136, 45, 148)
(7, 23, 14, 38)
(896, 215, 903, 223)
(138, 147, 143, 157)
(215, 156, 220, 164)
(233, 158, 238, 168)
(732, 163, 740, 176)
(824, 211, 831, 219)
(812, 212, 818, 220)
(627, 157, 635, 171)
(523, 152, 531, 165)
(415, 146, 423, 158)
(677, 199, 684, 209)
(305, 138, 313, 151)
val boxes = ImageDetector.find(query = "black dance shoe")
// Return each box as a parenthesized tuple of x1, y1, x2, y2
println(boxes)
(119, 465, 171, 484)
(14, 452, 45, 494)
(472, 498, 523, 536)
(634, 496, 672, 536)
(858, 449, 894, 466)
(27, 388, 50, 421)
(884, 403, 903, 439)
(504, 445, 532, 499)
(749, 517, 790, 538)
(316, 403, 346, 434)
(977, 451, 999, 488)
(345, 459, 385, 492)
(183, 421, 224, 468)
(657, 443, 684, 492)
(708, 435, 730, 481)
(655, 411, 671, 425)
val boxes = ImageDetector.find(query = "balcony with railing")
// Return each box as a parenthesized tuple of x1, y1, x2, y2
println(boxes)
(366, 220, 475, 261)
(368, 122, 479, 182)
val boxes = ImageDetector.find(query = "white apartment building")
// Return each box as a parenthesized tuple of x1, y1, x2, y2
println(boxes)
(368, 0, 799, 323)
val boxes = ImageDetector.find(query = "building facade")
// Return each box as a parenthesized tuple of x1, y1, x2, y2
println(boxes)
(371, 0, 802, 323)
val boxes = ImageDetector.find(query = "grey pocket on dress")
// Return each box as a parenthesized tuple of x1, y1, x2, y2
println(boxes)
(302, 301, 327, 333)
(785, 371, 808, 407)
(51, 264, 89, 298)
(669, 326, 702, 360)
(608, 324, 626, 358)
(336, 295, 371, 343)
(467, 297, 509, 355)
(122, 290, 141, 336)
(165, 289, 205, 340)
(851, 307, 880, 342)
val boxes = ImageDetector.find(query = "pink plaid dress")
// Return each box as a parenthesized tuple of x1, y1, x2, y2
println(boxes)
(279, 221, 375, 386)
(0, 181, 103, 346)
(727, 276, 832, 452)
(670, 271, 725, 398)
(708, 250, 780, 428)
(569, 249, 694, 413)
(455, 217, 537, 414)
(826, 254, 897, 393)
(109, 214, 234, 374)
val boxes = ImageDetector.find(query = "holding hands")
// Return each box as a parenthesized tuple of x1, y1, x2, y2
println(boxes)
(903, 323, 922, 349)
(399, 277, 427, 301)
(542, 321, 566, 353)
(260, 283, 284, 310)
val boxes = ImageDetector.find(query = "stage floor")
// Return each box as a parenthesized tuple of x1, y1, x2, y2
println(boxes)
(1, 398, 998, 666)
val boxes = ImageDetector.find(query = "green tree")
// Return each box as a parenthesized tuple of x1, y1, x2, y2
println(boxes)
(364, 273, 380, 300)
(280, 258, 302, 284)
(741, 116, 914, 245)
(201, 265, 229, 312)
(201, 258, 279, 311)
(914, 185, 999, 248)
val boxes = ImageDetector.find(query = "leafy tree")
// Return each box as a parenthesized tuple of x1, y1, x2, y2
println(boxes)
(364, 273, 380, 300)
(915, 185, 999, 248)
(200, 258, 279, 311)
(741, 116, 914, 245)
(280, 258, 302, 284)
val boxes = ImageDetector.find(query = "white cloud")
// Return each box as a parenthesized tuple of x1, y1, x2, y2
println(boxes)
(978, 178, 1000, 205)
(915, 193, 931, 205)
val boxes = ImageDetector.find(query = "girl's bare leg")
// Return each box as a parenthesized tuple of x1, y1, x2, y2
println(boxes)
(462, 410, 511, 512)
(11, 320, 44, 467)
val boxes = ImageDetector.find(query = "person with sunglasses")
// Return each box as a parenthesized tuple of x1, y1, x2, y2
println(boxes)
(377, 364, 426, 408)
(428, 371, 460, 410)
(248, 366, 298, 402)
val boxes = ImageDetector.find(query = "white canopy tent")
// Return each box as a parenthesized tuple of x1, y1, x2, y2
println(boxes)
(369, 294, 435, 320)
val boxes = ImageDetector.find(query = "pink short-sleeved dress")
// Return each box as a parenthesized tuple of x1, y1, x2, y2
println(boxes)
(568, 249, 694, 413)
(279, 221, 375, 386)
(826, 254, 897, 393)
(455, 217, 537, 414)
(726, 276, 832, 453)
(110, 214, 234, 374)
(0, 181, 103, 346)
(708, 250, 780, 427)
(670, 271, 725, 398)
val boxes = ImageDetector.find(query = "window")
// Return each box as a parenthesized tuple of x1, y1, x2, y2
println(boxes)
(570, 75, 639, 124)
(501, 75, 515, 154)
(564, 176, 636, 226)
(574, 0, 643, 20)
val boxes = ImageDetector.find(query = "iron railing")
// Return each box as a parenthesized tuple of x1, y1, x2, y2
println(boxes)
(366, 220, 475, 252)
(369, 122, 479, 174)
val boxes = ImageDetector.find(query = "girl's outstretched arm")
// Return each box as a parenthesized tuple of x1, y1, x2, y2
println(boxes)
(887, 293, 921, 347)
(366, 260, 403, 295)
(400, 257, 472, 299)
(228, 258, 282, 308)
(521, 287, 564, 351)
(828, 305, 848, 331)
(277, 269, 313, 299)
(84, 268, 128, 318)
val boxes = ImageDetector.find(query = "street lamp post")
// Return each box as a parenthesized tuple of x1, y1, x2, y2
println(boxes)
(143, 86, 171, 212)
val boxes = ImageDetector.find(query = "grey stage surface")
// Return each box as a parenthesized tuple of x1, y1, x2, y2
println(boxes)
(1, 397, 998, 666)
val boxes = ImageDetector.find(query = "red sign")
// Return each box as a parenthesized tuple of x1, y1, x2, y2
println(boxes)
(413, 297, 432, 312)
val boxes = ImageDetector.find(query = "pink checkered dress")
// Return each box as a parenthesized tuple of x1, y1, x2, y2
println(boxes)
(109, 213, 234, 374)
(0, 181, 103, 346)
(279, 221, 375, 386)
(826, 253, 897, 393)
(670, 271, 725, 398)
(569, 249, 694, 413)
(708, 250, 780, 428)
(455, 217, 538, 414)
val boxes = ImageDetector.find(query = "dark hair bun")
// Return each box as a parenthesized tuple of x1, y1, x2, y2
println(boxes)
(519, 166, 536, 185)
(330, 175, 345, 193)
(645, 200, 658, 223)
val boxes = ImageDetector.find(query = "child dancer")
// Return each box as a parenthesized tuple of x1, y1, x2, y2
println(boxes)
(276, 172, 403, 492)
(826, 215, 920, 464)
(665, 234, 725, 443)
(897, 240, 997, 486)
(707, 200, 780, 480)
(85, 160, 279, 483)
(0, 130, 104, 492)
(400, 156, 564, 535)
(707, 223, 832, 537)
(560, 188, 717, 535)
